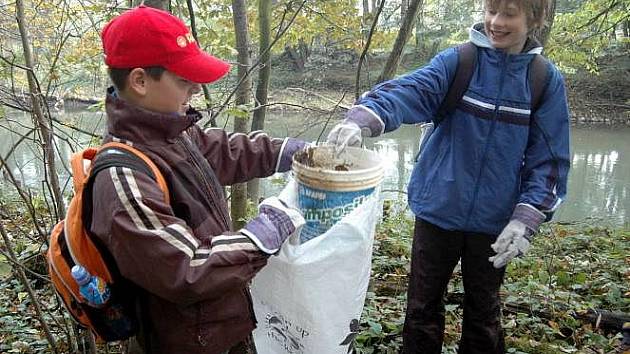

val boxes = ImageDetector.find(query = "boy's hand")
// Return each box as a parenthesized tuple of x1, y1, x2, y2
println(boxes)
(488, 220, 532, 268)
(489, 204, 546, 268)
(326, 106, 384, 154)
(240, 197, 305, 255)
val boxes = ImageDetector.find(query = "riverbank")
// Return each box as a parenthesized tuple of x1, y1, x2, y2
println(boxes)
(50, 51, 629, 126)
(268, 50, 630, 125)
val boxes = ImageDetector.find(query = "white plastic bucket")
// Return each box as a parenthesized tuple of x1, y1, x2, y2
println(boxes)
(292, 145, 383, 243)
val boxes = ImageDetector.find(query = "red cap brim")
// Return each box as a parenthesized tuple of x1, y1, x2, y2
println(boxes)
(166, 52, 230, 84)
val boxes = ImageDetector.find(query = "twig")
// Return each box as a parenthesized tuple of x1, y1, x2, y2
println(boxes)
(249, 101, 330, 113)
(316, 92, 346, 144)
(284, 87, 351, 110)
(0, 247, 50, 283)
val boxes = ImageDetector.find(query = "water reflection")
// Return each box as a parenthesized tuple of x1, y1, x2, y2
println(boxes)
(1, 110, 628, 226)
(264, 117, 630, 227)
(558, 129, 629, 226)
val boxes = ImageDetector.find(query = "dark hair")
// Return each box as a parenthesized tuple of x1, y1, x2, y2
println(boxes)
(107, 66, 166, 91)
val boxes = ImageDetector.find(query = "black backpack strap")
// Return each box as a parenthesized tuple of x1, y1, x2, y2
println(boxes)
(81, 147, 162, 274)
(82, 146, 160, 233)
(529, 54, 550, 113)
(435, 41, 477, 126)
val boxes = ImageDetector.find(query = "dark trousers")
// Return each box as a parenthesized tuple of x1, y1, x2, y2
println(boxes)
(402, 219, 506, 354)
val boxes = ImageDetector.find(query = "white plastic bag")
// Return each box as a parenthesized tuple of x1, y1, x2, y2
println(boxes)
(251, 179, 382, 354)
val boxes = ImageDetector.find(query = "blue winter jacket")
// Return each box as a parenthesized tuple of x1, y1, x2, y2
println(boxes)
(348, 26, 570, 235)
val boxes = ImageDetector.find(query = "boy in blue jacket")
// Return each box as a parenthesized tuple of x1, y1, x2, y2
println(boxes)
(328, 0, 570, 352)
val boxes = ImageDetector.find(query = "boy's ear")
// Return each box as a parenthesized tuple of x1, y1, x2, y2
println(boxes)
(127, 68, 148, 96)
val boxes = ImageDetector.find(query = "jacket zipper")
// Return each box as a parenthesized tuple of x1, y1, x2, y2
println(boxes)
(178, 134, 257, 333)
(176, 135, 230, 229)
(464, 53, 510, 228)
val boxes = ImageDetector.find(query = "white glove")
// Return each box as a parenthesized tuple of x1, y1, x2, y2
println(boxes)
(488, 220, 533, 269)
(326, 121, 362, 154)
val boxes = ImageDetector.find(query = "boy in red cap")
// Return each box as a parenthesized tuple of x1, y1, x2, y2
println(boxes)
(92, 5, 307, 354)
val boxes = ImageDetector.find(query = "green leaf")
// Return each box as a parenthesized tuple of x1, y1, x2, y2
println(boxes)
(367, 320, 382, 335)
(574, 272, 587, 284)
(556, 271, 570, 286)
(225, 106, 251, 119)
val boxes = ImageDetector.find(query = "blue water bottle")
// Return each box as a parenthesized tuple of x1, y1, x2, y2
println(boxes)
(70, 265, 135, 339)
(71, 265, 111, 307)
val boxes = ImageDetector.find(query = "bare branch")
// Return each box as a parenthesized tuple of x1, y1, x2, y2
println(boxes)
(356, 0, 386, 100)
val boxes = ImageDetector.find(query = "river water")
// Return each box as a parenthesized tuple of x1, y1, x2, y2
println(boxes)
(1, 109, 629, 227)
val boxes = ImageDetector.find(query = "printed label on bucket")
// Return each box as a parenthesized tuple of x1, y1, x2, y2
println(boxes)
(298, 184, 375, 243)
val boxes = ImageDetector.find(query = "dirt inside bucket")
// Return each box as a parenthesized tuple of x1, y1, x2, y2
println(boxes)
(294, 146, 353, 171)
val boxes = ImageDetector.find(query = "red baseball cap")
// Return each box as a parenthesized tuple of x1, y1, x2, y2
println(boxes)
(101, 5, 230, 84)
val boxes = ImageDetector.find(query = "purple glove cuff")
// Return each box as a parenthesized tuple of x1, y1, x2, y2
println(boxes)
(277, 138, 308, 172)
(511, 203, 545, 233)
(241, 205, 296, 254)
(345, 105, 385, 138)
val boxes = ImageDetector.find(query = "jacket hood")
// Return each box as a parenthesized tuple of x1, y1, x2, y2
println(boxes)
(105, 87, 201, 144)
(469, 22, 543, 55)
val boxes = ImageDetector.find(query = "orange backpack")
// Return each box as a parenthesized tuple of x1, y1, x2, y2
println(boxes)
(47, 142, 169, 341)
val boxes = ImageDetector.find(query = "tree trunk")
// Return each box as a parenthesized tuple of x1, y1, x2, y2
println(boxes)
(377, 0, 423, 83)
(248, 0, 272, 202)
(624, 19, 630, 49)
(133, 0, 169, 10)
(15, 0, 65, 221)
(414, 1, 425, 49)
(284, 45, 305, 71)
(401, 0, 409, 23)
(298, 38, 311, 63)
(532, 0, 556, 47)
(231, 0, 252, 230)
(362, 0, 372, 39)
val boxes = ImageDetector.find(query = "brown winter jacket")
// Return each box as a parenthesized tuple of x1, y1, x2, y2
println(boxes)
(89, 94, 305, 354)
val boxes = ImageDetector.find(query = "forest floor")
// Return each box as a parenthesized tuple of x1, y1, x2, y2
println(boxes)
(0, 202, 628, 353)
